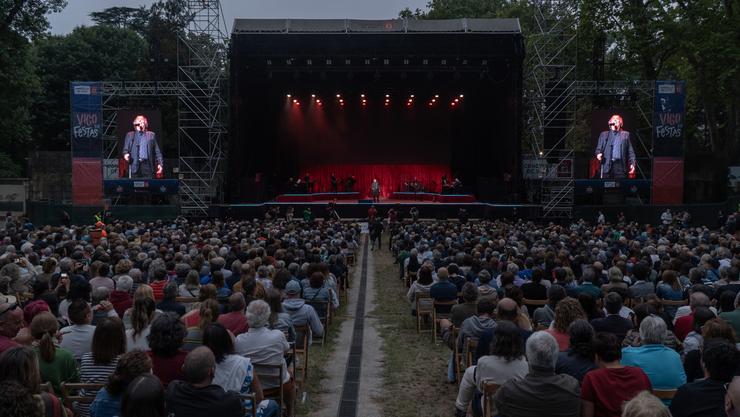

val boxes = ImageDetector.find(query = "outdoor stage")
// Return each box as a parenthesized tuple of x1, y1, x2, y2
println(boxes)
(274, 192, 477, 203)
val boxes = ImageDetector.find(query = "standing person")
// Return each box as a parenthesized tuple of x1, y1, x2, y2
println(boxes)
(660, 208, 673, 227)
(302, 207, 312, 223)
(367, 205, 377, 222)
(122, 115, 163, 179)
(370, 219, 382, 251)
(345, 175, 356, 192)
(330, 173, 338, 193)
(594, 114, 636, 179)
(410, 206, 419, 222)
(370, 178, 380, 202)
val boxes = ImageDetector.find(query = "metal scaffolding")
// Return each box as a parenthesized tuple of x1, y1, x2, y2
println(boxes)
(524, 0, 578, 219)
(177, 0, 229, 216)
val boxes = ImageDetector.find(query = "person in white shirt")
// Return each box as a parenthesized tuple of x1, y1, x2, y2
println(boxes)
(661, 209, 673, 226)
(59, 299, 96, 360)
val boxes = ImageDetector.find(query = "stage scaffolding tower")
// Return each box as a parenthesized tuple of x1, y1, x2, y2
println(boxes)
(177, 0, 228, 216)
(524, 0, 578, 219)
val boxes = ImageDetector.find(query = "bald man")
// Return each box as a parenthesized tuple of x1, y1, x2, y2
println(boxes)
(0, 301, 22, 354)
(475, 298, 534, 361)
(726, 377, 740, 417)
(165, 346, 244, 417)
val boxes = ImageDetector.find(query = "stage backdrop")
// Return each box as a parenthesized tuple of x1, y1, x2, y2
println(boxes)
(70, 82, 103, 205)
(114, 110, 163, 178)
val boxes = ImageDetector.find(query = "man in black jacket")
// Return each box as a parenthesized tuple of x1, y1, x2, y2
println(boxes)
(165, 347, 243, 417)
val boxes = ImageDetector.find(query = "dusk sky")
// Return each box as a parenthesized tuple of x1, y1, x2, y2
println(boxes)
(48, 0, 431, 34)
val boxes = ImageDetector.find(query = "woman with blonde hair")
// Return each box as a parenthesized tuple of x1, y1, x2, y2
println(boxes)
(545, 297, 586, 351)
(122, 284, 159, 329)
(621, 391, 670, 417)
(183, 298, 220, 351)
(30, 312, 79, 394)
(182, 283, 218, 328)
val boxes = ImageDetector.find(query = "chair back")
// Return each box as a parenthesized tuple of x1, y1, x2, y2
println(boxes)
(306, 300, 330, 320)
(253, 362, 285, 390)
(238, 393, 257, 417)
(60, 382, 105, 408)
(482, 381, 500, 417)
(522, 298, 548, 308)
(294, 324, 310, 350)
(464, 337, 478, 367)
(416, 292, 433, 314)
(652, 389, 677, 400)
(433, 299, 458, 318)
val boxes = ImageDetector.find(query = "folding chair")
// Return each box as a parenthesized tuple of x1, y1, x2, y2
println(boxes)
(415, 292, 433, 335)
(60, 382, 105, 410)
(432, 299, 457, 341)
(252, 362, 286, 415)
(452, 326, 462, 383)
(464, 337, 478, 368)
(482, 381, 500, 417)
(237, 393, 257, 417)
(293, 325, 310, 388)
(405, 271, 417, 288)
(652, 389, 677, 400)
(305, 299, 330, 345)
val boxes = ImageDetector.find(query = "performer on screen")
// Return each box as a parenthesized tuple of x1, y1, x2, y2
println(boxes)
(595, 114, 636, 179)
(122, 115, 163, 179)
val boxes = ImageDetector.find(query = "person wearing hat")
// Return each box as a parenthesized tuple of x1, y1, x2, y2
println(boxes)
(282, 280, 323, 345)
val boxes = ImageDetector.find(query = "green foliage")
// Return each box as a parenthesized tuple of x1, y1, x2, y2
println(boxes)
(30, 26, 148, 150)
(0, 152, 22, 178)
(0, 0, 67, 39)
(0, 32, 39, 156)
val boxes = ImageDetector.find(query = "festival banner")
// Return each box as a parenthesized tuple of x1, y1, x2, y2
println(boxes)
(653, 80, 686, 157)
(70, 82, 103, 204)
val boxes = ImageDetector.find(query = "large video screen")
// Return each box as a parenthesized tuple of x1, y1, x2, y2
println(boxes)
(113, 109, 164, 179)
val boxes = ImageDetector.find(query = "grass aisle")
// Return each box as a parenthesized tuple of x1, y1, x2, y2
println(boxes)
(372, 247, 457, 417)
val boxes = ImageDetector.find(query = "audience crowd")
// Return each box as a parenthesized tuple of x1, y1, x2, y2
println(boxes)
(0, 217, 357, 417)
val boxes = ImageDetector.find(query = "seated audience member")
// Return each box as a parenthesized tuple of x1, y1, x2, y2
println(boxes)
(89, 262, 115, 292)
(578, 293, 606, 321)
(183, 299, 220, 351)
(442, 296, 497, 352)
(14, 300, 49, 345)
(622, 303, 681, 351)
(725, 377, 740, 417)
(125, 297, 155, 352)
(109, 275, 133, 318)
(30, 312, 79, 393)
(203, 323, 279, 417)
(628, 262, 656, 300)
(266, 288, 295, 343)
(555, 319, 597, 382)
(476, 269, 498, 298)
(156, 282, 186, 317)
(90, 351, 153, 417)
(217, 292, 249, 336)
(683, 318, 737, 382)
(122, 285, 158, 329)
(533, 284, 566, 329)
(621, 391, 671, 417)
(181, 284, 218, 328)
(546, 297, 586, 351)
(147, 312, 188, 387)
(430, 267, 458, 313)
(148, 268, 168, 302)
(59, 298, 96, 360)
(601, 267, 628, 294)
(580, 332, 652, 417)
(669, 339, 740, 417)
(449, 282, 479, 327)
(122, 374, 166, 417)
(521, 268, 548, 315)
(77, 318, 127, 417)
(681, 306, 716, 356)
(179, 269, 201, 298)
(719, 291, 740, 338)
(454, 321, 529, 417)
(493, 331, 581, 417)
(235, 300, 295, 417)
(91, 288, 113, 325)
(407, 265, 435, 315)
(621, 316, 686, 403)
(569, 267, 602, 300)
(655, 270, 686, 320)
(475, 298, 533, 361)
(0, 346, 66, 417)
(590, 292, 634, 343)
(301, 271, 334, 310)
(165, 347, 244, 417)
(282, 280, 324, 345)
(674, 291, 711, 341)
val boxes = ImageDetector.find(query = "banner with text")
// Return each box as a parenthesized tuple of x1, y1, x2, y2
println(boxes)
(653, 80, 686, 157)
(70, 82, 103, 204)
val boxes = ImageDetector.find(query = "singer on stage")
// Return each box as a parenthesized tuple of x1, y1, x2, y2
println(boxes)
(122, 115, 163, 179)
(595, 114, 636, 179)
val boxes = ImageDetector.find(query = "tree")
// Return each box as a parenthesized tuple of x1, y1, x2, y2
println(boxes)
(30, 25, 148, 150)
(0, 0, 67, 39)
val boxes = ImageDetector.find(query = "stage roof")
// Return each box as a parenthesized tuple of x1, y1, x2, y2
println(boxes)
(232, 18, 521, 35)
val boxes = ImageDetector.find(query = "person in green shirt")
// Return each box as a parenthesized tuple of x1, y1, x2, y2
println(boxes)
(303, 207, 313, 222)
(719, 292, 740, 342)
(30, 312, 79, 394)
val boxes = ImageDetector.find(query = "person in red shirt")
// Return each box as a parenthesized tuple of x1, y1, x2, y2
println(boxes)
(147, 312, 188, 387)
(149, 268, 169, 302)
(216, 293, 248, 336)
(581, 332, 652, 417)
(674, 292, 711, 341)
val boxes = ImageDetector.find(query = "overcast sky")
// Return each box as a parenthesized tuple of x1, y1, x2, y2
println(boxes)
(48, 0, 431, 34)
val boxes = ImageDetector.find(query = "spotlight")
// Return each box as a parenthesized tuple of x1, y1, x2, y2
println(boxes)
(459, 94, 464, 98)
(451, 102, 457, 106)
(434, 94, 439, 98)
(385, 94, 390, 98)
(286, 94, 292, 98)
(293, 99, 298, 103)
(361, 93, 366, 98)
(454, 98, 459, 103)
(336, 94, 341, 98)
(431, 98, 436, 103)
(311, 94, 316, 98)
(410, 94, 415, 98)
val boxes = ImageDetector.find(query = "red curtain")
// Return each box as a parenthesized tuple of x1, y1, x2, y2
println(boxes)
(300, 164, 451, 198)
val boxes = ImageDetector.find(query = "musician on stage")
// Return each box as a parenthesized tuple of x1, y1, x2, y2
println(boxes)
(371, 178, 380, 202)
(330, 173, 338, 193)
(346, 175, 356, 192)
(594, 114, 636, 179)
(122, 115, 163, 178)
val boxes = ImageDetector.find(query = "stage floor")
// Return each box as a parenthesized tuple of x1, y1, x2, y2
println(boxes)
(273, 191, 477, 204)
